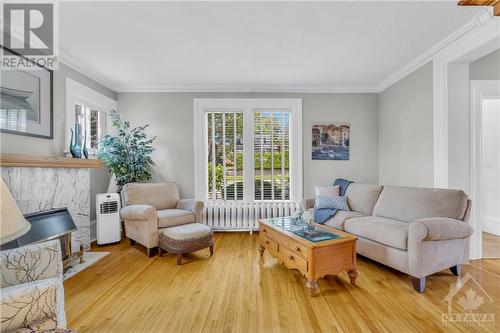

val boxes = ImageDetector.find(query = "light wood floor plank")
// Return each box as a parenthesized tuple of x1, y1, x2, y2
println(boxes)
(64, 233, 500, 333)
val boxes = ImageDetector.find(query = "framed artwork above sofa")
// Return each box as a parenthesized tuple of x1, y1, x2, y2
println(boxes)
(312, 123, 350, 160)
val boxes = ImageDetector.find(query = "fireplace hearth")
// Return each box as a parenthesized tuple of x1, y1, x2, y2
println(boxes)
(1, 207, 84, 270)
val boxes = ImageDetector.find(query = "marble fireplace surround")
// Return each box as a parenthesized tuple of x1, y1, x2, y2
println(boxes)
(1, 154, 102, 252)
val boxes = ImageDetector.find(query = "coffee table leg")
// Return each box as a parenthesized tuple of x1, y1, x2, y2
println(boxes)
(176, 253, 182, 265)
(348, 269, 358, 285)
(209, 245, 214, 256)
(306, 279, 318, 296)
(258, 244, 265, 257)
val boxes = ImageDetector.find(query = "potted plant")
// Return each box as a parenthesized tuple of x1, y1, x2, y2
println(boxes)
(98, 110, 156, 189)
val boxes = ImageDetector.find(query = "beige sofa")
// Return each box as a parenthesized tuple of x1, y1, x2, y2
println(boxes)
(302, 183, 473, 292)
(120, 182, 204, 256)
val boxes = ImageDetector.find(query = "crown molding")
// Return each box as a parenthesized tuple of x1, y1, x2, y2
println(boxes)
(58, 51, 120, 92)
(376, 8, 494, 92)
(116, 84, 378, 93)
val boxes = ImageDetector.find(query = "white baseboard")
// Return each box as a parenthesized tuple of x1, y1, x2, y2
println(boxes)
(482, 216, 500, 236)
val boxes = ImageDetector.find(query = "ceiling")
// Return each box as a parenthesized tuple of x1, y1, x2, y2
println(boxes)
(59, 1, 482, 92)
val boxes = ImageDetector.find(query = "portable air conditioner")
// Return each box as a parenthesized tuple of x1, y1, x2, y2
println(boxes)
(96, 193, 121, 245)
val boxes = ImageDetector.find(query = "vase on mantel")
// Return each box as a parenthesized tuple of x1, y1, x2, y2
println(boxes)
(82, 130, 88, 159)
(69, 124, 82, 159)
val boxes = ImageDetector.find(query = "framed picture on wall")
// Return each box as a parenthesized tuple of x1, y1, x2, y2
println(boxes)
(0, 46, 53, 139)
(312, 123, 350, 160)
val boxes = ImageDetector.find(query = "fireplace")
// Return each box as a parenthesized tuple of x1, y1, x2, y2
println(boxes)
(1, 207, 84, 270)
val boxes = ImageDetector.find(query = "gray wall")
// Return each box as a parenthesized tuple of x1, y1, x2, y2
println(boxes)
(469, 49, 500, 80)
(117, 92, 379, 199)
(378, 62, 434, 187)
(0, 62, 116, 221)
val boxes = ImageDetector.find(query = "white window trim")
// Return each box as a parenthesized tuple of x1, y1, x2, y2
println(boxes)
(64, 78, 118, 157)
(194, 98, 303, 203)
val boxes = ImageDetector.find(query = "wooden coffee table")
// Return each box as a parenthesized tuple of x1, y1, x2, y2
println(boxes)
(258, 218, 357, 295)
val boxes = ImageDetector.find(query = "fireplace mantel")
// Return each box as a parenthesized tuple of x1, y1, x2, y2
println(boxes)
(0, 154, 103, 168)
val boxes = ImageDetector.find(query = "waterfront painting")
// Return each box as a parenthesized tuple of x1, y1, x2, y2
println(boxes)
(312, 123, 350, 160)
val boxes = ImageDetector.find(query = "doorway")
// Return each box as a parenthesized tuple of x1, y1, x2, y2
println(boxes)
(471, 80, 500, 259)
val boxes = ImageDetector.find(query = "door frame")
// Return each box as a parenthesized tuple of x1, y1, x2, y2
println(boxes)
(470, 80, 500, 259)
(431, 10, 500, 259)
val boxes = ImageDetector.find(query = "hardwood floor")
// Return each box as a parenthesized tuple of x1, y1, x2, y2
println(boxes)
(65, 233, 500, 333)
(483, 232, 500, 259)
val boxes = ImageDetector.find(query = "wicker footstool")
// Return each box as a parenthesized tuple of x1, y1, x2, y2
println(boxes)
(158, 223, 214, 265)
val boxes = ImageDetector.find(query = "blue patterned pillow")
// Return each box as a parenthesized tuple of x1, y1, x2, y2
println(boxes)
(315, 196, 350, 211)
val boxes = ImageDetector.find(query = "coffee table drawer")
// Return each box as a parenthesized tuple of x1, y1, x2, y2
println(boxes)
(261, 235, 278, 253)
(280, 246, 308, 273)
(281, 238, 309, 260)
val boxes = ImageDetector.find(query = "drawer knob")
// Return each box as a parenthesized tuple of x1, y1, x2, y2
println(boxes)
(265, 241, 269, 245)
(263, 229, 267, 233)
(295, 247, 301, 252)
(288, 255, 294, 261)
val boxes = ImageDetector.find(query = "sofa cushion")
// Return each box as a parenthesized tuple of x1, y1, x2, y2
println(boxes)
(323, 210, 367, 230)
(372, 186, 469, 222)
(158, 209, 195, 228)
(344, 183, 383, 215)
(344, 216, 409, 250)
(315, 185, 339, 197)
(124, 182, 179, 210)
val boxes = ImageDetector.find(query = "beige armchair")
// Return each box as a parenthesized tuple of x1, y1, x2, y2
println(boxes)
(120, 182, 204, 256)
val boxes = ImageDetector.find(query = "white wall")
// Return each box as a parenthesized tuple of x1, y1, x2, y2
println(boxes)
(0, 62, 116, 221)
(378, 62, 434, 187)
(117, 92, 379, 199)
(470, 49, 500, 80)
(481, 100, 500, 235)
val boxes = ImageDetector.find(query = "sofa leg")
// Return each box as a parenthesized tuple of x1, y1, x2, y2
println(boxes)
(129, 239, 136, 246)
(176, 253, 182, 265)
(450, 265, 461, 276)
(147, 247, 155, 257)
(411, 277, 426, 293)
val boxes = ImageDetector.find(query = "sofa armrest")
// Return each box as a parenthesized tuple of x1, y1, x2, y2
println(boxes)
(301, 198, 315, 210)
(120, 205, 157, 221)
(410, 218, 473, 241)
(176, 199, 204, 222)
(0, 240, 63, 288)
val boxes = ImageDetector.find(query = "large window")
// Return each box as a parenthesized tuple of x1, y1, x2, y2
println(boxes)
(195, 99, 302, 203)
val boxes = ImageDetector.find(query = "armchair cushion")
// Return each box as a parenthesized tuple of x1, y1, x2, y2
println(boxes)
(120, 205, 157, 221)
(0, 240, 63, 288)
(1, 278, 59, 332)
(158, 209, 195, 228)
(411, 218, 473, 241)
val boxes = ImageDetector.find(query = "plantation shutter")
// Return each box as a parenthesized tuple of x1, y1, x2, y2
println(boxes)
(207, 112, 244, 200)
(253, 112, 290, 200)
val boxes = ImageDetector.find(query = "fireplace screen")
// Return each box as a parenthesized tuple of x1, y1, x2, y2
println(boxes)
(1, 207, 83, 269)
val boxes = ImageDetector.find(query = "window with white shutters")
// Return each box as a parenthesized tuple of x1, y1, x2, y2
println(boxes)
(194, 99, 302, 205)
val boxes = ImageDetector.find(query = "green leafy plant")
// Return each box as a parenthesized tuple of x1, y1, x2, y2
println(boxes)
(98, 110, 156, 186)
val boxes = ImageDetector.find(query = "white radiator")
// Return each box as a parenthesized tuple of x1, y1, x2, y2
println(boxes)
(203, 201, 300, 231)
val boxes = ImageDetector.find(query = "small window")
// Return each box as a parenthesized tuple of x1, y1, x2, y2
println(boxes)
(74, 101, 108, 157)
